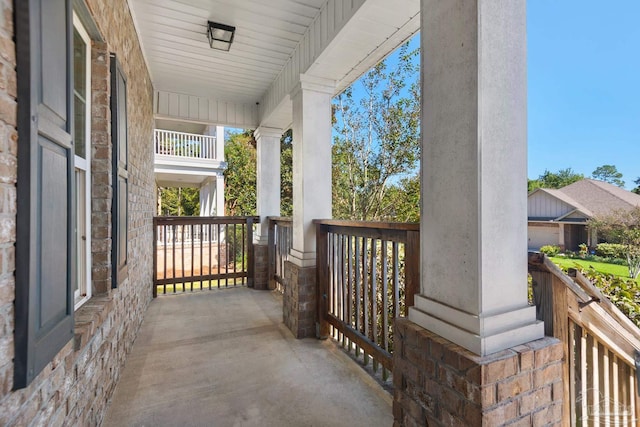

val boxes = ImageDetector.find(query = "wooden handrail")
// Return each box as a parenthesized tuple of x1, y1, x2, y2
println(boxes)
(529, 252, 640, 425)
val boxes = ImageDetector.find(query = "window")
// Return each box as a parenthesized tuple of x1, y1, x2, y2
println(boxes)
(111, 54, 128, 287)
(73, 12, 92, 308)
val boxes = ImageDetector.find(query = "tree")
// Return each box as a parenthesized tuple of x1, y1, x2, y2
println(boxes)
(224, 130, 257, 216)
(280, 130, 293, 217)
(590, 207, 640, 278)
(632, 177, 640, 195)
(158, 187, 199, 216)
(528, 168, 583, 192)
(332, 43, 420, 221)
(382, 174, 420, 222)
(592, 164, 624, 187)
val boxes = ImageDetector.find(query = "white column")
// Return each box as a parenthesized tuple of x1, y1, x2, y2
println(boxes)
(215, 173, 224, 216)
(216, 126, 225, 162)
(409, 0, 543, 356)
(289, 74, 334, 267)
(199, 179, 215, 216)
(254, 126, 283, 243)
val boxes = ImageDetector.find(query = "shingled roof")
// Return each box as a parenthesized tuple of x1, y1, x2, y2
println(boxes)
(558, 179, 640, 217)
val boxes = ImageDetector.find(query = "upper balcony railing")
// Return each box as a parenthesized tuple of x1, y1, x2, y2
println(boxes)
(154, 129, 218, 160)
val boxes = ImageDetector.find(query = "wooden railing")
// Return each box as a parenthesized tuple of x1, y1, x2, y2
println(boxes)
(315, 220, 420, 378)
(267, 217, 292, 293)
(529, 253, 640, 425)
(154, 129, 218, 160)
(153, 216, 257, 296)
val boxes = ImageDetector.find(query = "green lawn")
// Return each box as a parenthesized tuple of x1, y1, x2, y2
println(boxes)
(549, 256, 639, 283)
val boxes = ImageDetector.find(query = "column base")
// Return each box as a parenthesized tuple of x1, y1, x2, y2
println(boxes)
(253, 243, 269, 290)
(409, 295, 544, 356)
(393, 318, 564, 427)
(283, 260, 317, 338)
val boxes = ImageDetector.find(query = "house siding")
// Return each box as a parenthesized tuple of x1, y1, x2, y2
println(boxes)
(527, 190, 574, 219)
(0, 0, 155, 425)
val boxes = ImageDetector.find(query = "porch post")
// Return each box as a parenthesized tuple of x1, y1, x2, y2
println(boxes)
(393, 1, 564, 425)
(215, 126, 225, 217)
(285, 74, 333, 338)
(253, 126, 283, 289)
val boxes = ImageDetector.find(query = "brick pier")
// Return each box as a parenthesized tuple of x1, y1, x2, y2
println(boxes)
(393, 319, 564, 426)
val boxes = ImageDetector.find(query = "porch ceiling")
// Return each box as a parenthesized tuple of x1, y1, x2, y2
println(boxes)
(128, 0, 420, 128)
(129, 0, 327, 104)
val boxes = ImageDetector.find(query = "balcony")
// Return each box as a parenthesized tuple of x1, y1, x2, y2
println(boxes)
(154, 129, 226, 188)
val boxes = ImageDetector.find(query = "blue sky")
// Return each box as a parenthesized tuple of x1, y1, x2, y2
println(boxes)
(342, 1, 640, 188)
(528, 0, 640, 188)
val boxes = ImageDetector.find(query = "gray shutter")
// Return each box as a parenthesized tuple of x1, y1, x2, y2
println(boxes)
(111, 55, 128, 287)
(15, 0, 75, 388)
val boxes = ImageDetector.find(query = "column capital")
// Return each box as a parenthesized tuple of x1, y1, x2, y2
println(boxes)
(254, 126, 283, 141)
(290, 73, 335, 99)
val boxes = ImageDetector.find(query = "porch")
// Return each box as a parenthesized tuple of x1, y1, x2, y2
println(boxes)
(103, 288, 392, 426)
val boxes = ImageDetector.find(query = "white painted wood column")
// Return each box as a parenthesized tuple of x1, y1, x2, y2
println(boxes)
(254, 126, 283, 243)
(409, 0, 543, 356)
(199, 178, 215, 216)
(215, 126, 225, 216)
(289, 74, 334, 266)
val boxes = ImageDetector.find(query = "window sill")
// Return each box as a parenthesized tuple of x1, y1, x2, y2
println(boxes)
(73, 294, 114, 351)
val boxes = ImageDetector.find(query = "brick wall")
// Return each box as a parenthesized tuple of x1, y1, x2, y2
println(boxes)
(283, 261, 316, 338)
(393, 319, 564, 426)
(0, 0, 16, 402)
(0, 0, 155, 425)
(253, 243, 269, 290)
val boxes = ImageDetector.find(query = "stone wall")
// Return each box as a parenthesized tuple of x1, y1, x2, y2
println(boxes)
(283, 261, 316, 338)
(393, 319, 564, 426)
(0, 0, 155, 425)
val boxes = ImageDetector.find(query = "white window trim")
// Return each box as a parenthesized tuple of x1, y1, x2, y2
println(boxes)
(73, 11, 92, 310)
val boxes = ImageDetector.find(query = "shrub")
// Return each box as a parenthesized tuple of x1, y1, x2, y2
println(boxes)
(595, 243, 627, 260)
(539, 245, 560, 257)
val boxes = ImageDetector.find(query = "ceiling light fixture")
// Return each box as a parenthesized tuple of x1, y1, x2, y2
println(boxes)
(207, 21, 235, 51)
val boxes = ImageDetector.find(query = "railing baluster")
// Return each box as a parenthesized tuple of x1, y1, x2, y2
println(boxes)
(381, 239, 389, 379)
(354, 235, 361, 358)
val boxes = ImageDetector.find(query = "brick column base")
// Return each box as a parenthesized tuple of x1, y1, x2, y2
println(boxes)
(283, 261, 316, 338)
(393, 318, 564, 426)
(253, 243, 269, 290)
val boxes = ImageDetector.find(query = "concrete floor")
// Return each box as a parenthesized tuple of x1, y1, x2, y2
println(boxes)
(103, 288, 393, 427)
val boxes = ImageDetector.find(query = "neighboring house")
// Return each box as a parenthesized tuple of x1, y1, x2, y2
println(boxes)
(527, 179, 640, 251)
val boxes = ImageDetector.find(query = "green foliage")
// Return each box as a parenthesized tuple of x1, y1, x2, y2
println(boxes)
(592, 164, 625, 187)
(590, 207, 640, 278)
(381, 174, 420, 223)
(595, 243, 627, 260)
(158, 187, 200, 216)
(632, 177, 640, 195)
(539, 245, 560, 257)
(332, 43, 420, 221)
(568, 266, 640, 328)
(224, 131, 257, 216)
(528, 168, 584, 191)
(280, 130, 293, 217)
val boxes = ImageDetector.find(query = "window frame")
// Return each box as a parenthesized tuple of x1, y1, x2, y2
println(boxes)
(72, 11, 92, 309)
(110, 54, 128, 287)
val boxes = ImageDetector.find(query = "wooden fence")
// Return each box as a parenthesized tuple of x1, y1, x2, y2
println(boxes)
(267, 217, 292, 293)
(153, 216, 258, 296)
(529, 253, 640, 425)
(315, 220, 420, 378)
